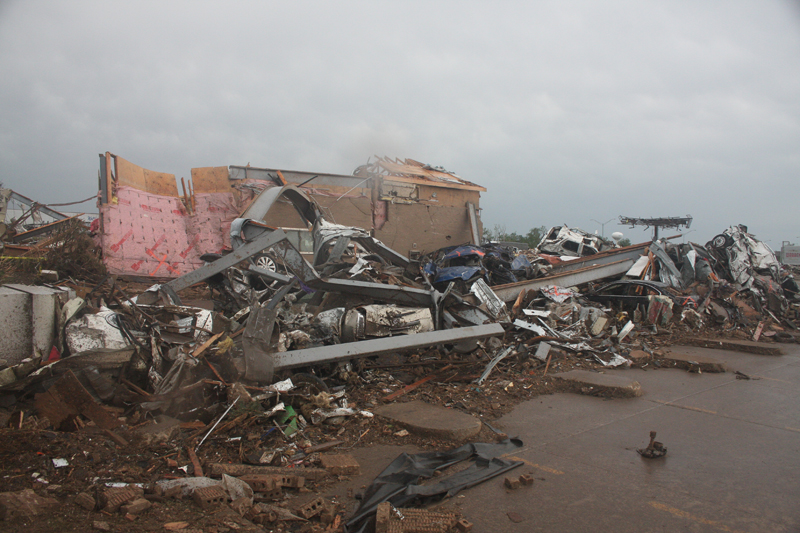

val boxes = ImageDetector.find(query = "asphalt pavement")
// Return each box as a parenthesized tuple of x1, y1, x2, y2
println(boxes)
(460, 342, 800, 532)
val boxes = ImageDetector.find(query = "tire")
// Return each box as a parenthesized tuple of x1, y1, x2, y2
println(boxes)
(710, 234, 733, 249)
(291, 373, 330, 394)
(253, 253, 277, 272)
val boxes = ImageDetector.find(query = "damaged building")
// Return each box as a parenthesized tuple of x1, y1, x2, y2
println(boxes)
(0, 152, 798, 533)
(97, 153, 485, 278)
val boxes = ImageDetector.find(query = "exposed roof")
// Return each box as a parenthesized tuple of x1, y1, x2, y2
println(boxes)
(356, 156, 486, 192)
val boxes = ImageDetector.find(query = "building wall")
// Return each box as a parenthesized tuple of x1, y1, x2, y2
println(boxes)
(99, 157, 483, 277)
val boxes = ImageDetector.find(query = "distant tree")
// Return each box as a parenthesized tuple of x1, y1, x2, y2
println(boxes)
(482, 224, 547, 249)
(524, 226, 547, 248)
(618, 238, 632, 247)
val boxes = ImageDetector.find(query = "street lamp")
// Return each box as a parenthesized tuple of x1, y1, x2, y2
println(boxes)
(591, 218, 615, 238)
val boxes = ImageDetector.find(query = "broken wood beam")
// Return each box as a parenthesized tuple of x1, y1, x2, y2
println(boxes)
(382, 364, 454, 402)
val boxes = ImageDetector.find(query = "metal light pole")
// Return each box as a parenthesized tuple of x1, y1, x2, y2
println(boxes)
(591, 218, 615, 238)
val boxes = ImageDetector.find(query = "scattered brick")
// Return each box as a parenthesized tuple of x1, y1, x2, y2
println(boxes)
(374, 502, 459, 533)
(192, 485, 227, 509)
(230, 497, 253, 516)
(163, 485, 183, 500)
(319, 454, 360, 476)
(120, 497, 152, 515)
(297, 497, 326, 519)
(279, 475, 305, 489)
(504, 476, 521, 490)
(456, 518, 474, 532)
(74, 492, 96, 511)
(0, 489, 58, 520)
(99, 486, 144, 512)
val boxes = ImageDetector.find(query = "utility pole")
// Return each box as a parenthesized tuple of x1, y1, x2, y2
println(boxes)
(590, 218, 615, 238)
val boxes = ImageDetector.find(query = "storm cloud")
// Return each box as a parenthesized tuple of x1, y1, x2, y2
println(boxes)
(1, 0, 798, 245)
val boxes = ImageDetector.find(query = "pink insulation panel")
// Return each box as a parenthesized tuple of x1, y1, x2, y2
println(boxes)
(100, 186, 241, 277)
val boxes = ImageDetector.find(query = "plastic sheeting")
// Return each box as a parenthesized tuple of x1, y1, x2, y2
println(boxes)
(345, 439, 524, 533)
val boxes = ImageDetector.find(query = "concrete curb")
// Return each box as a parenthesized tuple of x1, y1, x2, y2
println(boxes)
(374, 400, 482, 440)
(659, 351, 726, 372)
(551, 370, 643, 398)
(683, 337, 784, 356)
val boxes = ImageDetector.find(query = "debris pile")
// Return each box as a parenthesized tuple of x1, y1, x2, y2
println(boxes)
(0, 179, 798, 531)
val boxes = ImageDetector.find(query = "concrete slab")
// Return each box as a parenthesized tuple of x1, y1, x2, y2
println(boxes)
(551, 369, 643, 397)
(684, 337, 784, 355)
(0, 287, 31, 366)
(659, 351, 726, 372)
(670, 344, 796, 376)
(374, 400, 482, 440)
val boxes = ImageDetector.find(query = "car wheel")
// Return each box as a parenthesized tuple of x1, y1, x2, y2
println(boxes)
(253, 253, 277, 272)
(710, 234, 733, 248)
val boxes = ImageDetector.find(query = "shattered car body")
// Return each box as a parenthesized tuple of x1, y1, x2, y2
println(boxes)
(708, 225, 781, 288)
(422, 243, 525, 294)
(586, 280, 673, 308)
(536, 225, 614, 258)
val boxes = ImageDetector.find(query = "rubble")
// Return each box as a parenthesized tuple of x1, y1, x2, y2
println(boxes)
(0, 162, 798, 531)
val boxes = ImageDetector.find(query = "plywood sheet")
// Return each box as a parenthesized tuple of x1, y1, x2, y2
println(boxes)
(144, 169, 179, 197)
(115, 156, 178, 196)
(114, 156, 147, 191)
(192, 166, 232, 194)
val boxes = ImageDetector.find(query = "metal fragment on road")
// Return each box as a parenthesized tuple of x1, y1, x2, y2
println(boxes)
(637, 431, 667, 458)
(474, 346, 514, 385)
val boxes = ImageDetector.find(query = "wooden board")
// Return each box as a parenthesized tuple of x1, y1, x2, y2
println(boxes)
(191, 166, 232, 194)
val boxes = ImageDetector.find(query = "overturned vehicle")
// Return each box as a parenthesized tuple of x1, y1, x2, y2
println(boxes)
(536, 225, 615, 258)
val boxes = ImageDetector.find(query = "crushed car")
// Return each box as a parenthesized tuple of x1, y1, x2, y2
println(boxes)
(536, 225, 615, 258)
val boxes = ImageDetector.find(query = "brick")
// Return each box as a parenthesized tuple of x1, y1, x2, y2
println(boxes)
(376, 502, 391, 533)
(163, 485, 183, 499)
(0, 489, 58, 520)
(519, 474, 534, 486)
(279, 475, 305, 489)
(238, 475, 280, 492)
(319, 454, 360, 476)
(192, 485, 227, 509)
(246, 503, 278, 524)
(296, 497, 326, 519)
(375, 506, 459, 533)
(230, 497, 252, 517)
(456, 519, 474, 532)
(120, 497, 151, 515)
(504, 476, 521, 490)
(93, 521, 111, 531)
(319, 502, 336, 525)
(99, 486, 144, 512)
(74, 492, 96, 511)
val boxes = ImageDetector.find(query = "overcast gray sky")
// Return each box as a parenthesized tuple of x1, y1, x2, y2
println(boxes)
(1, 1, 798, 246)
